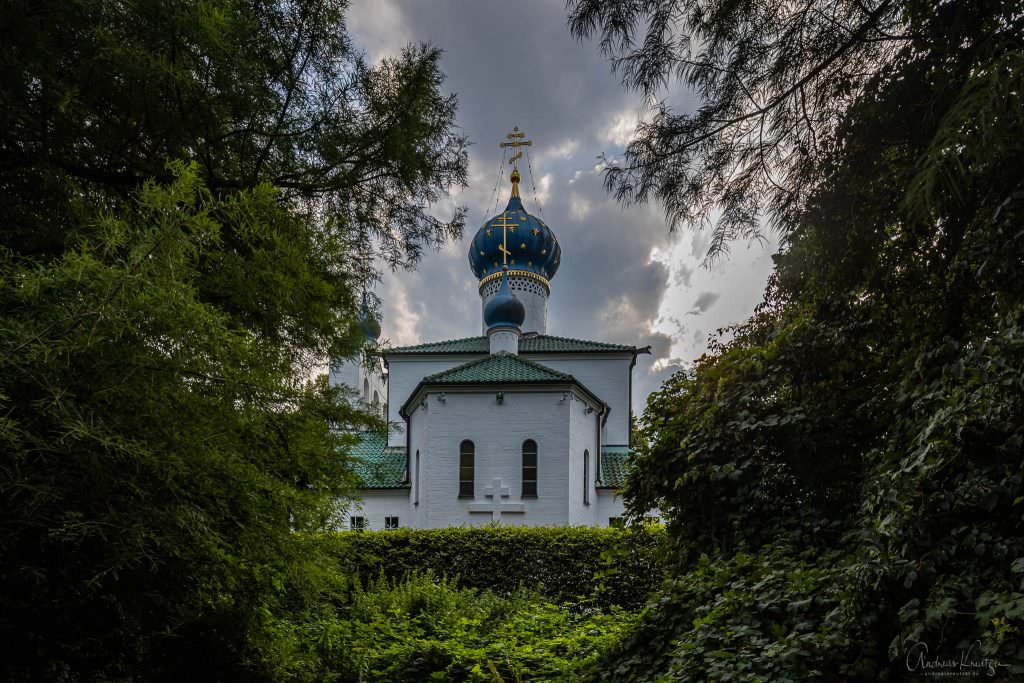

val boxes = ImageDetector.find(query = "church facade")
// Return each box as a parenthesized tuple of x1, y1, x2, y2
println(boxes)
(331, 129, 647, 530)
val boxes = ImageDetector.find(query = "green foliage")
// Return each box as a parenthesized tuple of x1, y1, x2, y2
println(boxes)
(293, 573, 639, 682)
(0, 164, 363, 680)
(602, 544, 856, 682)
(0, 0, 467, 271)
(321, 524, 669, 609)
(0, 0, 467, 679)
(576, 0, 1024, 680)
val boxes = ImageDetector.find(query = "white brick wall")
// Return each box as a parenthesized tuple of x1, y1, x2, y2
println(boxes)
(345, 490, 411, 530)
(329, 355, 386, 417)
(385, 357, 475, 447)
(418, 389, 576, 527)
(525, 355, 633, 445)
(488, 328, 519, 354)
(367, 388, 608, 529)
(347, 388, 629, 529)
(596, 489, 626, 524)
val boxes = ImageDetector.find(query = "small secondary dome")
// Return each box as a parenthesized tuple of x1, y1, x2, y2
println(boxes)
(483, 269, 525, 330)
(358, 299, 381, 340)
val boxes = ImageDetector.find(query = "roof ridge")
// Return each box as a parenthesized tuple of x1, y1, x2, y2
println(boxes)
(387, 335, 485, 353)
(422, 352, 501, 381)
(536, 333, 633, 349)
(494, 352, 574, 379)
(423, 351, 573, 383)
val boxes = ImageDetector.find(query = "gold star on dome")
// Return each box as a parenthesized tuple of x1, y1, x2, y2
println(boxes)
(531, 228, 539, 236)
(520, 243, 526, 249)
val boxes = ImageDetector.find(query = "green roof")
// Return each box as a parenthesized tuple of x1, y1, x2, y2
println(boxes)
(386, 334, 637, 355)
(344, 431, 408, 489)
(599, 446, 632, 489)
(423, 352, 573, 384)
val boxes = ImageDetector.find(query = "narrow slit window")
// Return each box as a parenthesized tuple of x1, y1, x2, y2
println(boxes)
(583, 449, 590, 505)
(414, 450, 420, 505)
(522, 439, 537, 497)
(459, 440, 474, 498)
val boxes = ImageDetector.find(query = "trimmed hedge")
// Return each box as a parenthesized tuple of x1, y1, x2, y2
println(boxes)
(320, 525, 668, 609)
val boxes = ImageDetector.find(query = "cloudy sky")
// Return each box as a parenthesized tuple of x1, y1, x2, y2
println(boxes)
(348, 0, 776, 411)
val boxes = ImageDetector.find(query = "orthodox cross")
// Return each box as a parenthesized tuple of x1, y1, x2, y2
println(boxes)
(499, 126, 532, 172)
(469, 478, 525, 520)
(493, 126, 532, 263)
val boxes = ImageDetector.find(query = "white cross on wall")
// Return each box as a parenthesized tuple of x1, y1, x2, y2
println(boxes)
(468, 477, 525, 520)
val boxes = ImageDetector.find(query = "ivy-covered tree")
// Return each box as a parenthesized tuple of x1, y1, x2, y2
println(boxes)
(0, 1, 466, 679)
(570, 0, 1024, 679)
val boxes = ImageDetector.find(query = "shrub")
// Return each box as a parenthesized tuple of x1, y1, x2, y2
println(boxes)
(299, 573, 640, 682)
(319, 525, 668, 609)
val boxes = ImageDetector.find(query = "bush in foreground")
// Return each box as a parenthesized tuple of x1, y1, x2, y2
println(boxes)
(303, 573, 639, 682)
(320, 524, 668, 609)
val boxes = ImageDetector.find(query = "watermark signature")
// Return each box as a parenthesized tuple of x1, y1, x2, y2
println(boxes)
(905, 640, 1010, 678)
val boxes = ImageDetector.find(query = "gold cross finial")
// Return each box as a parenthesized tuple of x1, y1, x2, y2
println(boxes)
(499, 126, 533, 198)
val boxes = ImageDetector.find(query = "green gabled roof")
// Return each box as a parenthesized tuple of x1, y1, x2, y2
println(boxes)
(599, 446, 632, 489)
(385, 334, 636, 355)
(344, 431, 408, 489)
(423, 352, 573, 384)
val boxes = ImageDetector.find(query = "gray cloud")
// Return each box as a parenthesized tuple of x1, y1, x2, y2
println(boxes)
(349, 0, 773, 412)
(689, 291, 721, 314)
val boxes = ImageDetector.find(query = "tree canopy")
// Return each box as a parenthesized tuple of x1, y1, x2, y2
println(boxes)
(570, 0, 1024, 678)
(0, 1, 467, 679)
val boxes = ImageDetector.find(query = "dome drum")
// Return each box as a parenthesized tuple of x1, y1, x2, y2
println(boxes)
(478, 269, 550, 295)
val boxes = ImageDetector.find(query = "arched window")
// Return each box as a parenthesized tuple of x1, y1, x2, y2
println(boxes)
(459, 440, 475, 498)
(522, 440, 537, 497)
(372, 390, 379, 405)
(583, 449, 590, 505)
(414, 450, 420, 505)
(362, 378, 369, 401)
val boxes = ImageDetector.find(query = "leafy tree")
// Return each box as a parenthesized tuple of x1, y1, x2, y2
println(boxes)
(0, 0, 467, 679)
(571, 0, 1024, 678)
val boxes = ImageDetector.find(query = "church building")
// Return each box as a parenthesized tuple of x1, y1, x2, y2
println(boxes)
(331, 128, 648, 530)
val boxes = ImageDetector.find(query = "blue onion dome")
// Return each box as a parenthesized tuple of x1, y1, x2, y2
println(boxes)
(358, 299, 381, 341)
(468, 169, 561, 285)
(483, 268, 526, 330)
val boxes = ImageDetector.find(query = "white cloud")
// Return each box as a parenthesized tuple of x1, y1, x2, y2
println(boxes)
(527, 172, 552, 208)
(604, 111, 639, 147)
(346, 1, 412, 64)
(542, 137, 580, 161)
(381, 278, 421, 348)
(568, 192, 591, 222)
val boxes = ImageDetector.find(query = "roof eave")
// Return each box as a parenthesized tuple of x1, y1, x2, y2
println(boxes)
(400, 377, 607, 419)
